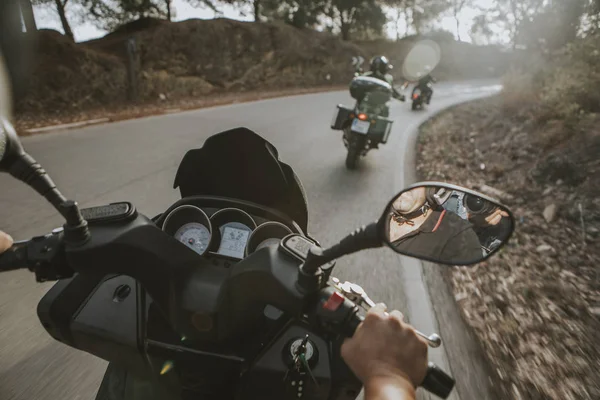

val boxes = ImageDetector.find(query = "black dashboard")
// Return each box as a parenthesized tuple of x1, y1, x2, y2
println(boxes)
(156, 196, 303, 263)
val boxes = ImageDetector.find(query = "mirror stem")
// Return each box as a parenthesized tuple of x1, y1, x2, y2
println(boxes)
(301, 222, 382, 277)
(9, 153, 90, 245)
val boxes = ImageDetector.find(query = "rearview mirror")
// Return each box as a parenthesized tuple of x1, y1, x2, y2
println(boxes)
(381, 183, 514, 265)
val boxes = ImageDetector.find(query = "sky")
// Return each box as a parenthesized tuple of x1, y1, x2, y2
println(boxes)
(32, 0, 503, 44)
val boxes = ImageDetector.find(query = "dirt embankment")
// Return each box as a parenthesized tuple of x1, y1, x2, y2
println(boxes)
(13, 18, 508, 131)
(418, 94, 599, 399)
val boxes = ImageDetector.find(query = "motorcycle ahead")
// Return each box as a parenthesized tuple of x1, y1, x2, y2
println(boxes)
(411, 83, 433, 111)
(331, 76, 399, 170)
(0, 120, 515, 400)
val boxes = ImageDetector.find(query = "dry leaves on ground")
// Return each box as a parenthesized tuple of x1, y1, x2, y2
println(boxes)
(417, 96, 600, 400)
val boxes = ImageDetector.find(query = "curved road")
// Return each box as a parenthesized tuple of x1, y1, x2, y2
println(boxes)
(0, 80, 500, 400)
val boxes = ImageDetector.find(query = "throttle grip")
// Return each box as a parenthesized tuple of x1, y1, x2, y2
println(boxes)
(345, 311, 455, 399)
(0, 242, 28, 272)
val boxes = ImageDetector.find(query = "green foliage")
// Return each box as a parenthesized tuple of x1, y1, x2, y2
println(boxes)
(503, 34, 600, 128)
(326, 0, 386, 40)
(82, 0, 169, 30)
(517, 0, 586, 51)
(271, 0, 328, 29)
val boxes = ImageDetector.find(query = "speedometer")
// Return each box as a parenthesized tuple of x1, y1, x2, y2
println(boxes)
(174, 222, 211, 255)
(162, 205, 213, 257)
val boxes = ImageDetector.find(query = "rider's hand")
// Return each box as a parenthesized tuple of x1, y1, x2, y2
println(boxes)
(341, 304, 428, 399)
(485, 208, 509, 226)
(0, 231, 13, 254)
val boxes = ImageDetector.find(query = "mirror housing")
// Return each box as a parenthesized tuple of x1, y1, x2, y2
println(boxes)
(0, 118, 90, 245)
(0, 117, 25, 171)
(380, 182, 514, 266)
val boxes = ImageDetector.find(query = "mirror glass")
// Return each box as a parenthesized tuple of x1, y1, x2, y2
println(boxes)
(382, 184, 514, 265)
(402, 40, 441, 82)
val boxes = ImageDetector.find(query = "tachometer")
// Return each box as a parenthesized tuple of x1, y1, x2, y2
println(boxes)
(162, 205, 213, 256)
(256, 238, 281, 251)
(174, 222, 211, 255)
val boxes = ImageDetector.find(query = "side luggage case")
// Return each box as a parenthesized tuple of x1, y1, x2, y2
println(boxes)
(331, 105, 354, 130)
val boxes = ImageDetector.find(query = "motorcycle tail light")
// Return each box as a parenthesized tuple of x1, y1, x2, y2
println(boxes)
(358, 113, 368, 121)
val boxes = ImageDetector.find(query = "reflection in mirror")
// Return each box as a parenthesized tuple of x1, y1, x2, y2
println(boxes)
(383, 185, 513, 265)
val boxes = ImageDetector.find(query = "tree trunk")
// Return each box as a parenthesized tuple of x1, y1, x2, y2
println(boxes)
(340, 21, 350, 40)
(253, 0, 261, 22)
(19, 0, 37, 33)
(54, 0, 74, 41)
(166, 0, 171, 21)
(395, 8, 401, 41)
(455, 15, 461, 41)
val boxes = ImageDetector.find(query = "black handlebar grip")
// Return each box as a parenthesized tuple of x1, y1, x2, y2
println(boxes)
(421, 362, 455, 399)
(0, 242, 28, 272)
(345, 312, 364, 337)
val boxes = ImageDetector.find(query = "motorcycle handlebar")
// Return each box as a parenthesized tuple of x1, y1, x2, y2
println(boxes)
(346, 312, 455, 399)
(0, 232, 73, 281)
(0, 241, 29, 272)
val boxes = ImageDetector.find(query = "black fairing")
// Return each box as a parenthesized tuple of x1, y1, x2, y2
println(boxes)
(173, 128, 309, 232)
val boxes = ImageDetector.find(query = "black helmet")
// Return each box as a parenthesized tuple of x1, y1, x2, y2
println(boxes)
(370, 56, 392, 75)
(464, 193, 495, 215)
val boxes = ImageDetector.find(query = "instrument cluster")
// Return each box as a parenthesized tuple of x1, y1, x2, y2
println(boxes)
(162, 205, 294, 260)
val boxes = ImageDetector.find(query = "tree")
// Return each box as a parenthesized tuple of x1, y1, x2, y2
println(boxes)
(449, 0, 470, 41)
(492, 0, 545, 49)
(33, 0, 74, 39)
(82, 0, 169, 30)
(326, 0, 385, 40)
(383, 0, 408, 40)
(404, 0, 450, 35)
(19, 0, 38, 32)
(279, 0, 328, 28)
(217, 0, 265, 22)
(469, 14, 493, 45)
(352, 2, 387, 39)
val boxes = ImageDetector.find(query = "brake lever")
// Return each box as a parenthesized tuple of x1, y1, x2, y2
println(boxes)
(331, 278, 442, 348)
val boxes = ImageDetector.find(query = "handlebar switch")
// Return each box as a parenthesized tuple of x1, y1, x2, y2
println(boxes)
(322, 292, 345, 312)
(314, 287, 360, 337)
(27, 230, 72, 282)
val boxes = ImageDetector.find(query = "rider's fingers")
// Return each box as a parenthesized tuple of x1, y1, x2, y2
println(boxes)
(369, 303, 388, 316)
(390, 310, 405, 322)
(490, 214, 503, 225)
(0, 231, 13, 250)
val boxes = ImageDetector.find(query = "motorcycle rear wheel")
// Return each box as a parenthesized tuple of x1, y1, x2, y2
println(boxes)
(345, 147, 360, 169)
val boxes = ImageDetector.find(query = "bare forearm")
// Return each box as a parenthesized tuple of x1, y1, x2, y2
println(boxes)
(364, 376, 416, 400)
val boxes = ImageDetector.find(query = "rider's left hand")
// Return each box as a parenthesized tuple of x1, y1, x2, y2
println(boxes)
(485, 209, 509, 226)
(0, 231, 13, 254)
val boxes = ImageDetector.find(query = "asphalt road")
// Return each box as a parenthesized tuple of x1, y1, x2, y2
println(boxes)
(0, 80, 500, 400)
